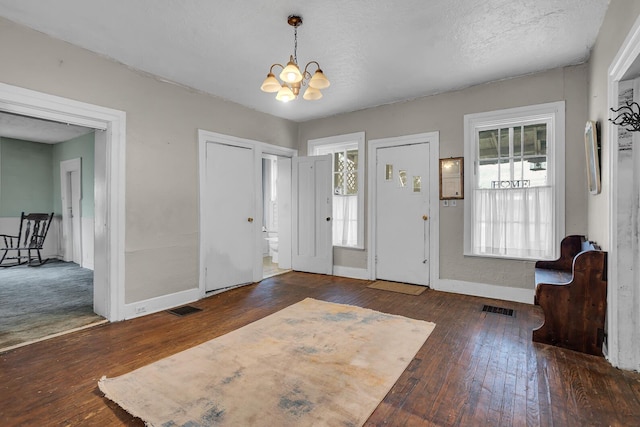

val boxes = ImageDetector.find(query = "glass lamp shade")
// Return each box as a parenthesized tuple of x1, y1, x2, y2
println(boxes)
(260, 73, 281, 93)
(308, 69, 330, 89)
(275, 84, 296, 102)
(279, 57, 303, 83)
(303, 86, 323, 100)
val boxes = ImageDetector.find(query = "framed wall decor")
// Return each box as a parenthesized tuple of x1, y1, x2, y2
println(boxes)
(439, 157, 464, 199)
(584, 120, 601, 195)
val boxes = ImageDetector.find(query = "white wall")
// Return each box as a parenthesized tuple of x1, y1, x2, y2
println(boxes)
(0, 17, 298, 303)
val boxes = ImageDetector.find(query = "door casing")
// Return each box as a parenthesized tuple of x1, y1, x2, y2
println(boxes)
(60, 158, 82, 265)
(0, 82, 126, 321)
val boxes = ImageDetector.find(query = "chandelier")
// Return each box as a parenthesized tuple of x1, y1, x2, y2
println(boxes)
(260, 15, 330, 102)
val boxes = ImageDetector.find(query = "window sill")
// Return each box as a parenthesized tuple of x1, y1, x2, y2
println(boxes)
(334, 245, 365, 251)
(463, 251, 555, 262)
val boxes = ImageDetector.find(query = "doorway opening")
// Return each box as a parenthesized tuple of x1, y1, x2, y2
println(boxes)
(198, 130, 295, 296)
(262, 155, 291, 279)
(0, 82, 127, 326)
(0, 114, 103, 351)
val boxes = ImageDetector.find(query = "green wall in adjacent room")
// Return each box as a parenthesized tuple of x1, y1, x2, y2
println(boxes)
(0, 132, 95, 218)
(52, 132, 95, 218)
(0, 137, 53, 217)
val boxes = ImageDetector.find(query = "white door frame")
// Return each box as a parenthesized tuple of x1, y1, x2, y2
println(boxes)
(607, 14, 640, 370)
(367, 132, 440, 283)
(0, 82, 126, 321)
(60, 157, 82, 265)
(197, 130, 296, 297)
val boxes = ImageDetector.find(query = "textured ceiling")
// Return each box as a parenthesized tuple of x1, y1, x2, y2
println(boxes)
(0, 0, 610, 123)
(0, 112, 93, 144)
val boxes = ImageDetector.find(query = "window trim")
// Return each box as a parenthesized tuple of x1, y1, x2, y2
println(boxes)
(308, 132, 365, 249)
(463, 101, 565, 260)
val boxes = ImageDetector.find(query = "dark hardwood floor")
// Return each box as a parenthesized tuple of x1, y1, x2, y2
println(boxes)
(1, 272, 639, 426)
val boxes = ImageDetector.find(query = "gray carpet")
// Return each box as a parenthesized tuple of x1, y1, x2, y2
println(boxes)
(0, 260, 104, 351)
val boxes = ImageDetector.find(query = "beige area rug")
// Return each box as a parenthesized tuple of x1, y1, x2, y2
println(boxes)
(99, 298, 435, 426)
(368, 280, 427, 295)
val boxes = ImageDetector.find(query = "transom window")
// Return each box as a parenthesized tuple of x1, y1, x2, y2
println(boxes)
(464, 102, 565, 260)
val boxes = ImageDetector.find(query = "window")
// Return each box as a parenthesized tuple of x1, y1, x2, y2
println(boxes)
(309, 132, 365, 248)
(464, 102, 565, 260)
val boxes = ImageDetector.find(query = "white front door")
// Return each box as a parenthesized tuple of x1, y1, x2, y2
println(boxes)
(376, 143, 430, 285)
(204, 142, 255, 291)
(292, 155, 333, 274)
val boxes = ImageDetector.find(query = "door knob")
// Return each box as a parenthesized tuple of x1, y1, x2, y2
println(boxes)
(247, 217, 254, 223)
(326, 217, 331, 221)
(422, 215, 429, 221)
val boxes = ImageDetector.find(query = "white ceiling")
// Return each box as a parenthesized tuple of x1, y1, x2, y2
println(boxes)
(0, 0, 610, 124)
(0, 112, 94, 144)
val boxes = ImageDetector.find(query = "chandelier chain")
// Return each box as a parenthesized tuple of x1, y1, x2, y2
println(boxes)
(294, 26, 298, 64)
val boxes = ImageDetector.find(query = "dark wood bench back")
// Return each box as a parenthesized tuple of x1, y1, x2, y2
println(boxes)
(532, 235, 608, 356)
(535, 235, 584, 271)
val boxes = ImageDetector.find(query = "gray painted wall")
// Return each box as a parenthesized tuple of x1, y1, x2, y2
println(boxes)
(0, 16, 298, 304)
(0, 4, 624, 303)
(0, 137, 53, 216)
(0, 133, 96, 219)
(298, 64, 589, 290)
(586, 0, 640, 372)
(587, 0, 640, 249)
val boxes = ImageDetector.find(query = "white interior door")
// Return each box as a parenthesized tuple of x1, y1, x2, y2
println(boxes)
(204, 142, 255, 291)
(277, 157, 292, 269)
(60, 158, 82, 265)
(376, 143, 430, 285)
(292, 155, 333, 274)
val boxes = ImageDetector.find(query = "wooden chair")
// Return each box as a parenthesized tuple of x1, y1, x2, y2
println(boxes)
(0, 212, 54, 267)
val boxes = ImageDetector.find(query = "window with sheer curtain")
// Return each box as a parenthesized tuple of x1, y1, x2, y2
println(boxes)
(464, 102, 565, 260)
(308, 132, 365, 249)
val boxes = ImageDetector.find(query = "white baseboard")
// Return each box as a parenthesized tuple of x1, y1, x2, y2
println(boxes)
(332, 265, 369, 280)
(124, 288, 200, 320)
(433, 278, 534, 305)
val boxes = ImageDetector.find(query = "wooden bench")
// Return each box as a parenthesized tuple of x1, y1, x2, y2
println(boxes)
(532, 235, 607, 356)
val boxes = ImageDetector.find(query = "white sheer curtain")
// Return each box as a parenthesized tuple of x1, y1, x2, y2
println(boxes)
(333, 195, 358, 247)
(473, 186, 553, 259)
